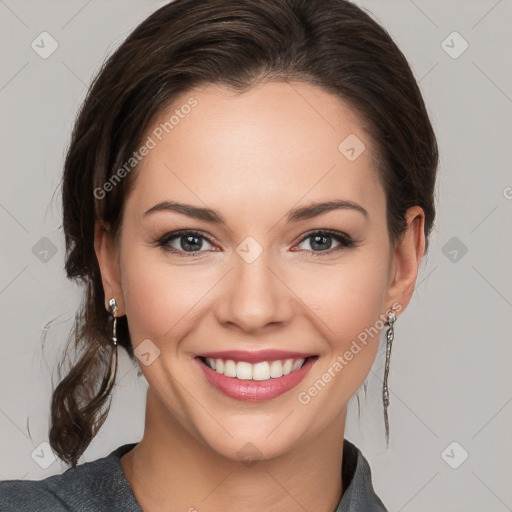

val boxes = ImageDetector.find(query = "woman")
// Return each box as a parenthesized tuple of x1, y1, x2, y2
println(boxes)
(0, 0, 438, 510)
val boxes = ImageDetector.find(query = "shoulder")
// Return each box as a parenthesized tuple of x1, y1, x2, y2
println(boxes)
(0, 443, 141, 512)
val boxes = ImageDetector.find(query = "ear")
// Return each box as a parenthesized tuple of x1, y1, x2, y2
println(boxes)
(94, 219, 125, 316)
(384, 206, 426, 316)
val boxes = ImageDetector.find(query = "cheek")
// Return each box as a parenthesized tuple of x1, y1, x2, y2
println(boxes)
(295, 254, 390, 343)
(292, 252, 390, 402)
(291, 256, 390, 419)
(119, 243, 199, 346)
(119, 242, 225, 355)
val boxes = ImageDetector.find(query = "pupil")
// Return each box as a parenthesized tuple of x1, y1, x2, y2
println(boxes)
(182, 235, 201, 251)
(311, 235, 331, 251)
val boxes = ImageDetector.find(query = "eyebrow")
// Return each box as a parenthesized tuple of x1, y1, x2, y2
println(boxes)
(143, 199, 368, 223)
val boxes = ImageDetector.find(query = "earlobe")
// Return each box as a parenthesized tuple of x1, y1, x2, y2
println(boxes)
(94, 219, 125, 315)
(386, 206, 426, 313)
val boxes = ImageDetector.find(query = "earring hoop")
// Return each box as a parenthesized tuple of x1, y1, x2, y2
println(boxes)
(108, 298, 118, 346)
(383, 306, 397, 445)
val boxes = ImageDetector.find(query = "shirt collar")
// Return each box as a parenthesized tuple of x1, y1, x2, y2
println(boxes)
(335, 439, 388, 512)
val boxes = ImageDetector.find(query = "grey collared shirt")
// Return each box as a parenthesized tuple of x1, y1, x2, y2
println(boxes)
(0, 439, 388, 511)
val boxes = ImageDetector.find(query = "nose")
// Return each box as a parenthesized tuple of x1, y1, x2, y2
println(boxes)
(215, 242, 295, 334)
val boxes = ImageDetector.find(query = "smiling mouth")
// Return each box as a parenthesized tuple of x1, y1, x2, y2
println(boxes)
(197, 356, 318, 381)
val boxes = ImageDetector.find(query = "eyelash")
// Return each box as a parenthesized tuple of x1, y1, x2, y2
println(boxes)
(153, 229, 356, 258)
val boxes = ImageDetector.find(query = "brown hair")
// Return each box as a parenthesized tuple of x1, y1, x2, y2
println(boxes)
(51, 0, 438, 467)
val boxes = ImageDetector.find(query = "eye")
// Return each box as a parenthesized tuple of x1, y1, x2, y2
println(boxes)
(154, 228, 356, 258)
(293, 230, 355, 256)
(155, 230, 216, 257)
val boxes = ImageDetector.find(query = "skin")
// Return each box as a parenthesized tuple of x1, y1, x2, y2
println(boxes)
(94, 81, 425, 512)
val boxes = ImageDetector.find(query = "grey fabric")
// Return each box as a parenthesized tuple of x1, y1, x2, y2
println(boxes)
(0, 439, 388, 511)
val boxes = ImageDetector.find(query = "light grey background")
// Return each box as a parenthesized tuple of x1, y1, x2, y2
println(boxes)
(1, 0, 511, 510)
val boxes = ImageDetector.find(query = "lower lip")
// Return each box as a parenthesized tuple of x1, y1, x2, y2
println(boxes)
(195, 356, 317, 402)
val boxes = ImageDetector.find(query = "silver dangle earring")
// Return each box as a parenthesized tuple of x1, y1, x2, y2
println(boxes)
(383, 306, 397, 446)
(108, 298, 118, 346)
(106, 298, 119, 390)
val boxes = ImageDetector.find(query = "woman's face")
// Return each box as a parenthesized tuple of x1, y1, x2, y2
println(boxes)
(96, 81, 423, 461)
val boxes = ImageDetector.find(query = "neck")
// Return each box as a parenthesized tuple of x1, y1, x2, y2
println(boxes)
(121, 388, 347, 512)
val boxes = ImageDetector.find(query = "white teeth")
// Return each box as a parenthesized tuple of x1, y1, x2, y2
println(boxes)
(252, 362, 270, 381)
(270, 360, 283, 378)
(282, 359, 293, 375)
(236, 361, 252, 380)
(291, 359, 303, 371)
(223, 359, 237, 377)
(204, 357, 307, 380)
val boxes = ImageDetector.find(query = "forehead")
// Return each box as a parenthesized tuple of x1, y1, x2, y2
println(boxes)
(126, 81, 384, 221)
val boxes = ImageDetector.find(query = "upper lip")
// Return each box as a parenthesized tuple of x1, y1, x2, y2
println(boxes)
(197, 350, 316, 364)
